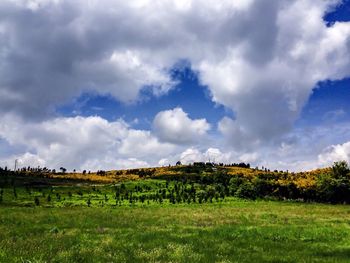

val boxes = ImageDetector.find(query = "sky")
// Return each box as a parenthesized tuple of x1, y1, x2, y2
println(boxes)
(0, 0, 350, 172)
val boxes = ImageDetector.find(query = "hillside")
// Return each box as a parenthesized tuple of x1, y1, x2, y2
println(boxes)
(0, 162, 348, 205)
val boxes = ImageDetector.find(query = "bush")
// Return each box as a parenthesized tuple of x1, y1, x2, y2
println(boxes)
(316, 173, 350, 203)
(229, 175, 247, 195)
(253, 178, 275, 198)
(235, 181, 257, 200)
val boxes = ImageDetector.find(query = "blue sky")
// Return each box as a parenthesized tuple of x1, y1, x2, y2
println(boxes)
(58, 67, 350, 131)
(299, 78, 350, 126)
(0, 0, 350, 171)
(57, 62, 230, 131)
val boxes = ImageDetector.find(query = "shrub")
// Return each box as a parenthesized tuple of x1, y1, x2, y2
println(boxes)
(235, 181, 257, 200)
(316, 173, 350, 203)
(229, 175, 247, 195)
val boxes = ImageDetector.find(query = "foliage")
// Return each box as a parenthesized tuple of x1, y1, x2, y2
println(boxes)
(1, 161, 350, 204)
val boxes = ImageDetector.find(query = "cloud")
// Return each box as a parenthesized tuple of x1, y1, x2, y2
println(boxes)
(0, 0, 350, 170)
(178, 147, 255, 165)
(153, 107, 210, 144)
(119, 129, 175, 158)
(318, 141, 350, 166)
(1, 112, 349, 172)
(322, 109, 346, 122)
(0, 0, 176, 119)
(218, 117, 260, 150)
(0, 114, 176, 171)
(1, 0, 349, 128)
(255, 122, 350, 171)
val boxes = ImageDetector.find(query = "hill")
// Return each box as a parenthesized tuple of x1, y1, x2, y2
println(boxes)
(0, 161, 348, 205)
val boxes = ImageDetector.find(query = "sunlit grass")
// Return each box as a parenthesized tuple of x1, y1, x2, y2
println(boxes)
(1, 200, 350, 262)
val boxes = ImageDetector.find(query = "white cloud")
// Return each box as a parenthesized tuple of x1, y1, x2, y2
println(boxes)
(218, 117, 260, 150)
(180, 148, 204, 164)
(0, 114, 176, 171)
(158, 158, 169, 166)
(0, 0, 349, 130)
(1, 112, 349, 172)
(194, 0, 350, 148)
(178, 147, 253, 165)
(0, 0, 349, 170)
(119, 130, 175, 158)
(318, 141, 350, 166)
(153, 107, 210, 144)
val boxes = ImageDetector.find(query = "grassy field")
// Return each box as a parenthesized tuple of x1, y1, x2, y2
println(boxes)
(1, 164, 350, 262)
(1, 200, 350, 262)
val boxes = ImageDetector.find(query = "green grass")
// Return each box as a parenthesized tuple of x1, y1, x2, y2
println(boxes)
(1, 200, 350, 262)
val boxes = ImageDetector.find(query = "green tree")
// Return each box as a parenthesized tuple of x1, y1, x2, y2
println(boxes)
(235, 181, 257, 200)
(332, 161, 350, 179)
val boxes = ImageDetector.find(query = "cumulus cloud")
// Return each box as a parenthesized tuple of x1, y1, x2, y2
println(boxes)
(218, 117, 260, 150)
(1, 112, 349, 172)
(0, 0, 349, 169)
(119, 129, 175, 158)
(1, 0, 349, 126)
(206, 0, 350, 147)
(0, 0, 177, 119)
(153, 107, 210, 144)
(318, 141, 350, 166)
(178, 147, 259, 165)
(254, 122, 350, 171)
(0, 114, 176, 170)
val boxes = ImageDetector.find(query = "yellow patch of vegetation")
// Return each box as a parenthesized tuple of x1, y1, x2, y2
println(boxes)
(226, 167, 260, 178)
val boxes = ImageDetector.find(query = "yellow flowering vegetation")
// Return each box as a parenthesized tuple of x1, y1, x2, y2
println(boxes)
(43, 165, 331, 192)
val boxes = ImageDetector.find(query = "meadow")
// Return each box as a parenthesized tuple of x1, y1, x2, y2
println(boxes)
(1, 162, 350, 262)
(1, 201, 350, 262)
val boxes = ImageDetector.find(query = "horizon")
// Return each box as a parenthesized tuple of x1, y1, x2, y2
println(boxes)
(0, 0, 350, 172)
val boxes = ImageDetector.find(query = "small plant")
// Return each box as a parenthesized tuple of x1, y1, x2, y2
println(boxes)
(13, 187, 17, 199)
(34, 197, 40, 206)
(49, 226, 59, 234)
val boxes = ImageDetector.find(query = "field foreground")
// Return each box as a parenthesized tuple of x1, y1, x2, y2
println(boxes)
(1, 201, 350, 262)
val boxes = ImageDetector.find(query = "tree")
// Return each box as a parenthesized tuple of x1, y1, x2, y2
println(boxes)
(229, 175, 246, 195)
(316, 171, 350, 203)
(235, 181, 257, 200)
(332, 161, 349, 179)
(59, 167, 66, 174)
